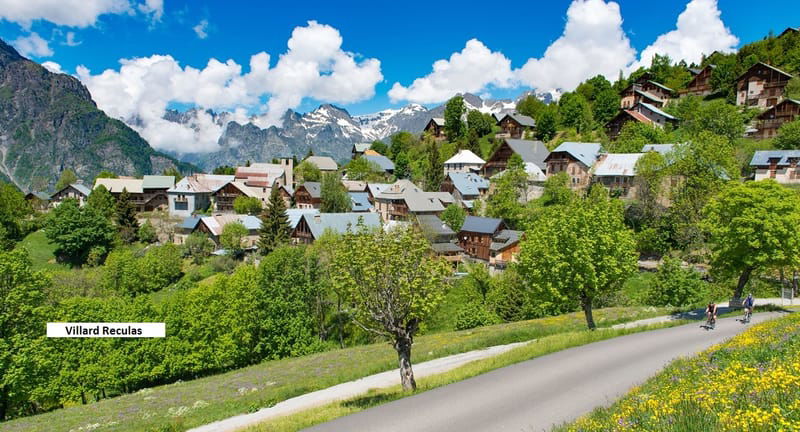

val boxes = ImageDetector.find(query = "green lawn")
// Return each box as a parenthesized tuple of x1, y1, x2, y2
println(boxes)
(1, 306, 669, 432)
(14, 229, 67, 271)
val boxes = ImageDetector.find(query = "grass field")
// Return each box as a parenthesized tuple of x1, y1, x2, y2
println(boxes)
(559, 311, 800, 432)
(13, 229, 66, 271)
(1, 306, 669, 432)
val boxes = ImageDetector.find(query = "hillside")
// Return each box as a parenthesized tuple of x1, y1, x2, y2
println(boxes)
(0, 39, 195, 193)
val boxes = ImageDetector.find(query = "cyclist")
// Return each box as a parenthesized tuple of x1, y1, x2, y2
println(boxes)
(705, 302, 718, 329)
(742, 293, 755, 323)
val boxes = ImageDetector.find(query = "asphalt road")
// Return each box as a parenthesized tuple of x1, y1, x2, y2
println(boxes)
(306, 312, 786, 432)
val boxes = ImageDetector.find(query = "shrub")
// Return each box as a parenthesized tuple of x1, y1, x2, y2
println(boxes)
(209, 255, 237, 274)
(454, 301, 499, 330)
(645, 257, 708, 307)
(138, 220, 157, 244)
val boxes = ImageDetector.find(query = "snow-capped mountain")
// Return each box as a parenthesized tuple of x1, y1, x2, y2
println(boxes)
(169, 92, 544, 170)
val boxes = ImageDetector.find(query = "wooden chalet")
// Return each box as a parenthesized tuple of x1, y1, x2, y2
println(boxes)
(544, 142, 601, 190)
(755, 99, 800, 139)
(496, 113, 535, 139)
(423, 118, 446, 139)
(49, 183, 90, 207)
(294, 182, 322, 209)
(606, 102, 679, 141)
(681, 64, 715, 97)
(482, 139, 550, 178)
(736, 62, 793, 108)
(620, 80, 673, 109)
(458, 216, 504, 262)
(211, 181, 247, 212)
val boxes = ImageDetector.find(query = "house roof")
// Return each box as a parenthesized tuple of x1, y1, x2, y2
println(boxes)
(349, 192, 373, 212)
(623, 109, 654, 125)
(430, 117, 445, 126)
(504, 139, 550, 170)
(431, 242, 464, 254)
(547, 142, 602, 168)
(427, 191, 455, 206)
(305, 156, 338, 171)
(297, 182, 321, 199)
(142, 175, 175, 190)
(500, 112, 536, 127)
(647, 80, 674, 93)
(27, 191, 50, 201)
(367, 183, 392, 197)
(757, 99, 800, 119)
(234, 163, 285, 187)
(750, 150, 800, 166)
(446, 172, 490, 196)
(375, 179, 446, 213)
(52, 183, 91, 199)
(639, 102, 677, 120)
(286, 208, 319, 230)
(94, 178, 144, 194)
(300, 212, 381, 239)
(593, 153, 644, 177)
(444, 149, 485, 166)
(364, 154, 395, 172)
(634, 89, 664, 104)
(353, 142, 372, 153)
(417, 214, 455, 237)
(200, 214, 261, 236)
(460, 216, 502, 234)
(168, 174, 234, 194)
(641, 144, 676, 155)
(490, 230, 523, 252)
(736, 62, 793, 82)
(341, 180, 368, 192)
(180, 216, 202, 230)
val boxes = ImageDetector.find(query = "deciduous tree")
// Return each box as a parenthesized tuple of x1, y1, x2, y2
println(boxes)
(55, 169, 77, 191)
(320, 172, 350, 213)
(444, 96, 466, 141)
(86, 184, 115, 219)
(233, 196, 262, 215)
(45, 200, 116, 265)
(440, 203, 466, 231)
(775, 118, 800, 150)
(220, 221, 248, 258)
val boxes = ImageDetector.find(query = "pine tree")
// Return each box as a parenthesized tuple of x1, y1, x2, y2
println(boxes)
(115, 188, 139, 243)
(423, 137, 444, 191)
(258, 186, 291, 255)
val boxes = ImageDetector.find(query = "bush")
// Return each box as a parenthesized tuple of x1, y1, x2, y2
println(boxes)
(209, 255, 237, 274)
(645, 257, 708, 307)
(454, 301, 499, 330)
(138, 220, 157, 244)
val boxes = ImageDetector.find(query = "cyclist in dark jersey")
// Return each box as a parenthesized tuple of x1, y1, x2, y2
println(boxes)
(742, 294, 755, 322)
(705, 303, 718, 328)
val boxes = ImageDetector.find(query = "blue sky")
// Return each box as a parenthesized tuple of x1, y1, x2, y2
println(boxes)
(0, 0, 797, 153)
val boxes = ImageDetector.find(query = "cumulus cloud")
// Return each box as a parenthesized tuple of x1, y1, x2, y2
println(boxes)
(388, 39, 515, 104)
(633, 0, 738, 69)
(41, 61, 63, 74)
(516, 0, 636, 94)
(0, 0, 161, 28)
(193, 19, 208, 39)
(12, 32, 53, 58)
(77, 21, 382, 154)
(63, 31, 81, 46)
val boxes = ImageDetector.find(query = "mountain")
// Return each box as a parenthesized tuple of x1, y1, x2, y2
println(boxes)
(0, 39, 194, 193)
(171, 92, 536, 170)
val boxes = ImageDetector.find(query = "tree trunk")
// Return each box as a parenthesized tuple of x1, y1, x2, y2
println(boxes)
(394, 334, 417, 391)
(793, 271, 798, 298)
(733, 267, 754, 304)
(0, 387, 7, 421)
(581, 296, 596, 330)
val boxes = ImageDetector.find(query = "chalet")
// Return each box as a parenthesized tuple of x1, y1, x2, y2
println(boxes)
(352, 142, 372, 159)
(341, 180, 368, 192)
(234, 160, 293, 189)
(620, 81, 673, 109)
(95, 176, 175, 213)
(294, 182, 322, 209)
(50, 183, 90, 207)
(416, 214, 463, 263)
(366, 183, 391, 204)
(423, 118, 446, 139)
(750, 150, 800, 184)
(779, 27, 799, 38)
(544, 142, 602, 189)
(605, 102, 678, 141)
(349, 192, 373, 212)
(167, 174, 234, 218)
(363, 154, 395, 174)
(489, 229, 523, 269)
(193, 214, 261, 249)
(25, 192, 49, 211)
(443, 149, 485, 174)
(440, 172, 490, 206)
(373, 179, 450, 222)
(304, 156, 338, 173)
(94, 177, 144, 206)
(483, 139, 550, 178)
(681, 64, 715, 97)
(457, 216, 523, 265)
(736, 62, 793, 108)
(211, 181, 250, 213)
(754, 99, 800, 139)
(293, 212, 381, 244)
(496, 113, 536, 139)
(592, 153, 644, 197)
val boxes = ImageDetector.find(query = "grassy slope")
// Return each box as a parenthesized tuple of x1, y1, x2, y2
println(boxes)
(13, 229, 67, 271)
(1, 307, 668, 432)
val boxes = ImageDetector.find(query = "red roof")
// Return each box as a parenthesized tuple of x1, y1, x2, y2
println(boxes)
(625, 110, 653, 125)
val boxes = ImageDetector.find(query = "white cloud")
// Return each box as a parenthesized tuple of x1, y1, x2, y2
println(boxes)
(77, 21, 382, 154)
(64, 31, 81, 46)
(12, 32, 53, 58)
(516, 0, 636, 93)
(388, 39, 515, 104)
(41, 61, 63, 74)
(633, 0, 738, 69)
(0, 0, 161, 28)
(193, 19, 208, 39)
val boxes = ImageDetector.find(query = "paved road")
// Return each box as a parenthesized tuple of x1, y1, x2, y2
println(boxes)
(307, 312, 787, 432)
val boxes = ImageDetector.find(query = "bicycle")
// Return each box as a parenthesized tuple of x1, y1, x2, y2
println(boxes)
(742, 308, 752, 324)
(705, 314, 716, 330)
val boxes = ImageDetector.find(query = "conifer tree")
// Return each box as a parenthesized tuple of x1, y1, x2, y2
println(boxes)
(258, 186, 291, 255)
(115, 188, 139, 243)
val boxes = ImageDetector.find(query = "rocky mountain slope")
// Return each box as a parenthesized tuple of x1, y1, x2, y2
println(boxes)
(0, 39, 194, 193)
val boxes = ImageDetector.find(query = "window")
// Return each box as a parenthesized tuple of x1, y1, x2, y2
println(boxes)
(174, 201, 188, 211)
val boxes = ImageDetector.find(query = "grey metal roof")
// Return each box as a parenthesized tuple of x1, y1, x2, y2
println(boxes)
(750, 150, 800, 166)
(593, 153, 644, 177)
(363, 155, 395, 172)
(70, 183, 92, 196)
(736, 62, 793, 81)
(431, 242, 464, 254)
(305, 156, 338, 171)
(375, 180, 445, 213)
(431, 118, 445, 126)
(28, 191, 50, 200)
(634, 89, 664, 104)
(504, 139, 550, 170)
(300, 212, 381, 239)
(349, 192, 373, 212)
(367, 183, 392, 197)
(286, 209, 319, 230)
(647, 80, 674, 93)
(500, 113, 536, 127)
(180, 216, 202, 230)
(298, 182, 321, 198)
(447, 172, 490, 197)
(490, 230, 523, 252)
(639, 102, 677, 120)
(548, 142, 602, 168)
(417, 214, 455, 237)
(353, 142, 372, 153)
(142, 175, 175, 189)
(460, 216, 502, 234)
(641, 144, 675, 155)
(168, 174, 234, 194)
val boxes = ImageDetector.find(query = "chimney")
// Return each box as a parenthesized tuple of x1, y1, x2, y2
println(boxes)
(313, 214, 321, 224)
(281, 158, 294, 189)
